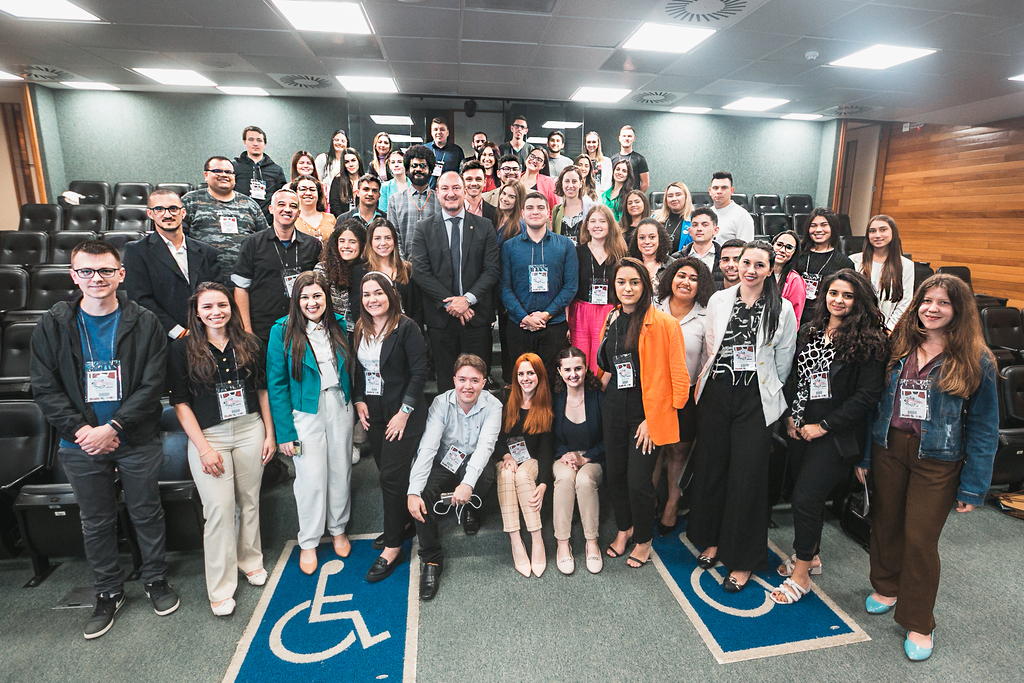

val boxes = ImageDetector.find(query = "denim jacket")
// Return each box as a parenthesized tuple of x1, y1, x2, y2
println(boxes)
(867, 355, 998, 507)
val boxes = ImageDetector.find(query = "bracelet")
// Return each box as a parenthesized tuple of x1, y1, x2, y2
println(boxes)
(200, 447, 214, 457)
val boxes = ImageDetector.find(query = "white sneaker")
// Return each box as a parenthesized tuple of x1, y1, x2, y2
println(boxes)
(211, 598, 235, 616)
(352, 448, 361, 465)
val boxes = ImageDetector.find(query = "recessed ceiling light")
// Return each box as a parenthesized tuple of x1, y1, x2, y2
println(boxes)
(570, 87, 631, 103)
(723, 97, 789, 112)
(1009, 73, 1024, 82)
(337, 76, 397, 93)
(371, 115, 415, 125)
(671, 106, 711, 114)
(61, 81, 119, 90)
(271, 0, 371, 34)
(781, 113, 823, 120)
(622, 22, 715, 54)
(217, 86, 269, 96)
(133, 68, 217, 87)
(829, 44, 936, 70)
(389, 134, 423, 143)
(525, 137, 548, 145)
(0, 0, 100, 21)
(542, 121, 583, 129)
(0, 70, 24, 81)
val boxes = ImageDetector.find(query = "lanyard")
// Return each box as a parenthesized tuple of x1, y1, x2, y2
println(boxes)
(411, 189, 432, 215)
(273, 237, 299, 270)
(213, 344, 242, 386)
(590, 247, 609, 280)
(77, 309, 120, 363)
(806, 249, 835, 277)
(529, 234, 546, 265)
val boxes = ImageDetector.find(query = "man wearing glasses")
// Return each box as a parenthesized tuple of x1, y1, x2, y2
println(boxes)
(386, 145, 441, 259)
(498, 114, 533, 170)
(181, 156, 268, 276)
(123, 189, 223, 339)
(482, 154, 524, 207)
(30, 240, 178, 639)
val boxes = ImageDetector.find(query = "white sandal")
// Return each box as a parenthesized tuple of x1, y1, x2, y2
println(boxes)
(770, 578, 810, 605)
(776, 554, 822, 578)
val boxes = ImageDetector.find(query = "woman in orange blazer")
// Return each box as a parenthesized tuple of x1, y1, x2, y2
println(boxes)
(598, 257, 689, 568)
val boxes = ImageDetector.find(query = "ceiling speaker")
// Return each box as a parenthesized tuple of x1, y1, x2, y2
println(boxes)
(632, 91, 680, 105)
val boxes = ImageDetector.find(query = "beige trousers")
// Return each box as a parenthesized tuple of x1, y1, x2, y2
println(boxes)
(496, 458, 541, 533)
(552, 461, 603, 541)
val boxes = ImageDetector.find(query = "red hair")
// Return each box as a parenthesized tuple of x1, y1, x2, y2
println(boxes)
(503, 353, 553, 434)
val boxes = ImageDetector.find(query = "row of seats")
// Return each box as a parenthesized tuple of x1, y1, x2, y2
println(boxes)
(981, 307, 1024, 370)
(1, 231, 142, 268)
(63, 181, 193, 207)
(648, 192, 813, 217)
(19, 203, 151, 233)
(995, 367, 1024, 491)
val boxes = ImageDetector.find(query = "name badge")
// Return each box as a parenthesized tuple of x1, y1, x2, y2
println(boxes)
(804, 273, 821, 300)
(529, 264, 549, 293)
(508, 436, 531, 464)
(614, 352, 635, 389)
(364, 361, 383, 396)
(732, 344, 756, 371)
(431, 163, 443, 178)
(219, 216, 238, 234)
(249, 178, 266, 201)
(85, 360, 121, 403)
(215, 382, 247, 421)
(898, 378, 930, 421)
(282, 267, 301, 298)
(809, 371, 831, 400)
(590, 278, 608, 305)
(440, 445, 468, 474)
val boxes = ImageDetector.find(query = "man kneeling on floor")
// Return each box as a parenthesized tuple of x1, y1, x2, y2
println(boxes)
(30, 240, 179, 639)
(406, 354, 501, 600)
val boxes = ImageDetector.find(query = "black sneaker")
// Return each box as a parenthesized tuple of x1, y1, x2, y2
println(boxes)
(143, 579, 180, 616)
(84, 591, 125, 640)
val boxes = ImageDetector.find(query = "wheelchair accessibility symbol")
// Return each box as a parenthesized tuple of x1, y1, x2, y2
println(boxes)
(269, 559, 391, 664)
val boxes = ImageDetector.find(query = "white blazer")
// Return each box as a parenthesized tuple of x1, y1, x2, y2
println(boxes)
(696, 286, 798, 425)
(849, 253, 915, 331)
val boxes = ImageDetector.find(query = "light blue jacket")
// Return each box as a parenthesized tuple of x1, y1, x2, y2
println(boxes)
(266, 314, 351, 444)
(868, 355, 998, 507)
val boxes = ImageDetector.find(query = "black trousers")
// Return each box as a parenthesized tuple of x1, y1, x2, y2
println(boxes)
(686, 376, 775, 572)
(428, 323, 492, 393)
(603, 385, 659, 545)
(505, 319, 569, 379)
(786, 435, 849, 561)
(414, 461, 471, 566)
(366, 409, 421, 549)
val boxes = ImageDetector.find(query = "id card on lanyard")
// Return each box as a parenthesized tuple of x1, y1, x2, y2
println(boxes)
(364, 361, 383, 396)
(809, 371, 831, 400)
(79, 310, 122, 403)
(508, 436, 530, 463)
(590, 278, 609, 304)
(249, 178, 267, 201)
(804, 273, 821, 299)
(529, 265, 549, 293)
(215, 382, 247, 420)
(440, 445, 468, 473)
(898, 378, 930, 420)
(614, 353, 635, 389)
(732, 344, 756, 371)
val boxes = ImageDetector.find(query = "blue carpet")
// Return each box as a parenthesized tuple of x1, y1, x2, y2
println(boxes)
(652, 521, 869, 663)
(224, 535, 417, 682)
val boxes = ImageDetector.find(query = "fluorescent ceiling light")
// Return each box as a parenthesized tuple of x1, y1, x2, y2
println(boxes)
(671, 106, 711, 114)
(0, 70, 24, 81)
(723, 97, 789, 112)
(622, 22, 715, 54)
(0, 0, 100, 21)
(217, 86, 269, 96)
(571, 86, 631, 103)
(61, 81, 119, 90)
(389, 134, 423, 143)
(830, 44, 936, 70)
(782, 113, 823, 120)
(133, 68, 216, 87)
(336, 75, 397, 93)
(272, 0, 370, 34)
(542, 120, 583, 129)
(1009, 73, 1024, 82)
(526, 137, 548, 145)
(371, 115, 414, 125)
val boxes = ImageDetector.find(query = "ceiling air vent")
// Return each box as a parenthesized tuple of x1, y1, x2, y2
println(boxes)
(16, 65, 77, 81)
(632, 91, 679, 105)
(270, 74, 334, 90)
(821, 104, 874, 118)
(663, 0, 748, 23)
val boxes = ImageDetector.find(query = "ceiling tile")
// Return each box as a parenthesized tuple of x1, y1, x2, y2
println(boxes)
(207, 72, 281, 89)
(365, 5, 460, 40)
(460, 40, 536, 66)
(74, 48, 182, 69)
(239, 54, 326, 74)
(725, 60, 814, 84)
(694, 79, 776, 97)
(466, 0, 556, 12)
(600, 50, 679, 75)
(732, 0, 862, 35)
(953, 0, 1024, 20)
(977, 23, 1024, 57)
(117, 25, 220, 53)
(663, 54, 751, 80)
(639, 74, 716, 93)
(897, 13, 1010, 52)
(540, 16, 637, 48)
(302, 33, 384, 60)
(380, 37, 459, 63)
(398, 78, 459, 96)
(764, 36, 871, 64)
(531, 45, 614, 71)
(36, 23, 153, 51)
(691, 30, 800, 62)
(555, 0, 661, 20)
(318, 58, 391, 77)
(391, 61, 459, 80)
(222, 30, 312, 58)
(77, 0, 199, 25)
(814, 4, 947, 42)
(457, 81, 528, 98)
(462, 10, 552, 41)
(459, 64, 526, 82)
(59, 66, 151, 85)
(163, 52, 260, 73)
(171, 0, 288, 30)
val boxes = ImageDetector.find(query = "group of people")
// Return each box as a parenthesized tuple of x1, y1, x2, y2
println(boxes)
(27, 117, 998, 665)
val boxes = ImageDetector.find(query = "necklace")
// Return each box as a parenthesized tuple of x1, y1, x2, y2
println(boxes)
(567, 392, 585, 408)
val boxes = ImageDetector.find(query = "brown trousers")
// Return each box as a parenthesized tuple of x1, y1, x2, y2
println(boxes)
(869, 428, 963, 634)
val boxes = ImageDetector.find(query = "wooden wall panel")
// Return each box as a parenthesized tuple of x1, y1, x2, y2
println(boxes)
(875, 118, 1024, 308)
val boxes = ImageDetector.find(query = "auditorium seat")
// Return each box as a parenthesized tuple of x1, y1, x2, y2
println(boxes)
(840, 235, 864, 255)
(112, 182, 153, 206)
(648, 191, 664, 211)
(0, 232, 48, 266)
(0, 322, 36, 399)
(937, 265, 972, 286)
(101, 231, 143, 256)
(0, 401, 51, 560)
(732, 193, 750, 211)
(27, 267, 77, 311)
(913, 262, 934, 292)
(50, 231, 97, 266)
(67, 181, 111, 205)
(112, 205, 150, 232)
(156, 182, 194, 197)
(791, 213, 809, 233)
(751, 194, 782, 215)
(691, 191, 713, 209)
(18, 204, 62, 233)
(65, 204, 108, 233)
(838, 214, 853, 237)
(0, 267, 29, 313)
(759, 213, 790, 238)
(982, 307, 1024, 370)
(995, 366, 1024, 490)
(783, 194, 813, 215)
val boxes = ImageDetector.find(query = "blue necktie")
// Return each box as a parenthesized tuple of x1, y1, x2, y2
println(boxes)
(450, 216, 462, 295)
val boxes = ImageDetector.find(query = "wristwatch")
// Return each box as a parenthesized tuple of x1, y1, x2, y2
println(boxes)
(400, 404, 414, 414)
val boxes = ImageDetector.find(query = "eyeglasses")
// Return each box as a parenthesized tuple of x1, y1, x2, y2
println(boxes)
(511, 123, 526, 130)
(774, 242, 796, 252)
(206, 168, 234, 175)
(73, 267, 120, 279)
(409, 162, 430, 170)
(528, 156, 545, 164)
(150, 205, 182, 214)
(500, 166, 520, 175)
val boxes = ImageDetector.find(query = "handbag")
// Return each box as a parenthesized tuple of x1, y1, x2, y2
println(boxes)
(840, 477, 871, 552)
(995, 491, 1024, 520)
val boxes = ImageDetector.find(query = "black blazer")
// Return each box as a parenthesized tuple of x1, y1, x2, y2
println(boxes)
(123, 231, 223, 336)
(553, 389, 605, 465)
(352, 316, 429, 437)
(349, 262, 424, 327)
(410, 211, 500, 329)
(477, 201, 497, 227)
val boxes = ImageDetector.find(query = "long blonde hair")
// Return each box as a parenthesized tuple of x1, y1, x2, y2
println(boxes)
(579, 204, 627, 261)
(654, 182, 693, 223)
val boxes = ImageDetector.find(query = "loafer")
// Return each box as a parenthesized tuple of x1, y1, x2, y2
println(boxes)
(462, 507, 480, 536)
(211, 598, 235, 617)
(904, 632, 933, 661)
(144, 580, 180, 616)
(657, 520, 677, 537)
(865, 594, 897, 614)
(374, 524, 417, 550)
(245, 568, 268, 586)
(697, 554, 719, 570)
(419, 562, 442, 601)
(372, 533, 387, 551)
(722, 574, 748, 593)
(366, 550, 406, 583)
(84, 592, 125, 640)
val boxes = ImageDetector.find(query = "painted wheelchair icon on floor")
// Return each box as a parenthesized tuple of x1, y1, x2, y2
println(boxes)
(680, 535, 776, 617)
(270, 559, 391, 664)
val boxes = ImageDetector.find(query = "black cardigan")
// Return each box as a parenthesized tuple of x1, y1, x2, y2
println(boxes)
(351, 316, 429, 437)
(552, 389, 605, 465)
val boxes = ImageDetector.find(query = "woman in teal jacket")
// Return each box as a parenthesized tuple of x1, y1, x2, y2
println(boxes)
(267, 270, 353, 576)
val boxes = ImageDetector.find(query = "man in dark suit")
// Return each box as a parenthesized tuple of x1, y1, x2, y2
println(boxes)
(461, 160, 497, 225)
(411, 171, 500, 393)
(124, 189, 222, 339)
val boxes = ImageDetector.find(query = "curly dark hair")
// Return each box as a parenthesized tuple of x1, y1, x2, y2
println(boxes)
(628, 217, 671, 264)
(319, 219, 367, 289)
(657, 256, 715, 308)
(803, 268, 889, 363)
(552, 346, 603, 393)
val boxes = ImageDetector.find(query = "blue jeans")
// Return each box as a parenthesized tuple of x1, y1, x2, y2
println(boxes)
(58, 439, 168, 594)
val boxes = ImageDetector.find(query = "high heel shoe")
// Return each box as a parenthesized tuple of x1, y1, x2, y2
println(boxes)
(531, 546, 547, 577)
(511, 540, 531, 578)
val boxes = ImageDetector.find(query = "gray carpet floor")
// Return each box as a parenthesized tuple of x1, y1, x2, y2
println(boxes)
(1, 453, 1021, 683)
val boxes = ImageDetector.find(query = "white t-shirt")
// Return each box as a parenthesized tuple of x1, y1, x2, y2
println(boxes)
(714, 201, 755, 244)
(849, 253, 916, 331)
